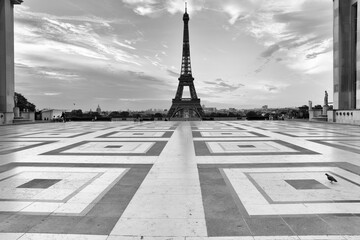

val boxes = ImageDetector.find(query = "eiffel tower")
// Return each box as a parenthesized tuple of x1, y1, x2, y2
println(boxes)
(167, 3, 204, 120)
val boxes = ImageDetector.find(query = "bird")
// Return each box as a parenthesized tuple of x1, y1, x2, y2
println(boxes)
(325, 173, 337, 183)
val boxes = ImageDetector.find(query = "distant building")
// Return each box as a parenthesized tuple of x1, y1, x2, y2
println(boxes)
(217, 109, 229, 114)
(96, 105, 101, 115)
(203, 106, 217, 113)
(262, 105, 268, 110)
(41, 109, 64, 121)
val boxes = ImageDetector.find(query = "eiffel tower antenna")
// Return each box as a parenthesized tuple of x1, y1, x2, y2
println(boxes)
(167, 3, 205, 120)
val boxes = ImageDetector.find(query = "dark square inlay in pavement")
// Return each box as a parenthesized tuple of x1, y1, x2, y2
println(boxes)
(105, 145, 122, 148)
(17, 179, 62, 189)
(238, 145, 255, 148)
(285, 179, 329, 190)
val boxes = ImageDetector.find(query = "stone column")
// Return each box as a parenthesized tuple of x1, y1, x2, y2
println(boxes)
(0, 0, 22, 124)
(356, 0, 360, 109)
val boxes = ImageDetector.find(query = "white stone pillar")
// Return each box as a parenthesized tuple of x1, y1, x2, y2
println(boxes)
(0, 0, 22, 124)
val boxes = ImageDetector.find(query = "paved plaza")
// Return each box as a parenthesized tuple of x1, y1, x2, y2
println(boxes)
(0, 121, 360, 240)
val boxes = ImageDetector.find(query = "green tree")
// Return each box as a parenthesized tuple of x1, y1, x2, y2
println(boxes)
(228, 112, 236, 117)
(14, 92, 36, 111)
(246, 111, 259, 118)
(119, 111, 130, 117)
(109, 111, 120, 117)
(70, 109, 83, 117)
(154, 113, 163, 118)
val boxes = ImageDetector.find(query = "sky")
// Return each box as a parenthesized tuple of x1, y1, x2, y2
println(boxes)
(14, 0, 333, 111)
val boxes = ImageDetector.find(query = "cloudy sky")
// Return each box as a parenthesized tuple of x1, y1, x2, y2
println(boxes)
(14, 0, 333, 111)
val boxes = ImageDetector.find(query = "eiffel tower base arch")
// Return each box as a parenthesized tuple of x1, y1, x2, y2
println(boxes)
(167, 99, 204, 120)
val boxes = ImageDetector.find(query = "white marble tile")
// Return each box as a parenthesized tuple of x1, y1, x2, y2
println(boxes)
(206, 141, 297, 154)
(186, 237, 255, 240)
(298, 236, 347, 240)
(0, 201, 31, 211)
(110, 218, 207, 237)
(253, 237, 300, 240)
(18, 233, 108, 240)
(107, 132, 166, 137)
(199, 132, 258, 137)
(62, 142, 155, 154)
(17, 132, 86, 138)
(0, 141, 45, 151)
(21, 202, 63, 213)
(52, 203, 95, 215)
(107, 237, 185, 240)
(0, 233, 24, 240)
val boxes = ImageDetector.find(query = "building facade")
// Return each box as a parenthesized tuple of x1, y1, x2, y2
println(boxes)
(41, 109, 64, 121)
(332, 0, 360, 124)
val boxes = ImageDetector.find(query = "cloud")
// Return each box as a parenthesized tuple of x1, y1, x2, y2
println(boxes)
(167, 69, 179, 78)
(121, 0, 205, 16)
(123, 0, 156, 4)
(222, 5, 245, 25)
(305, 48, 331, 60)
(113, 39, 136, 50)
(134, 6, 155, 16)
(44, 92, 62, 96)
(254, 58, 270, 74)
(238, 0, 333, 74)
(14, 6, 142, 67)
(265, 85, 277, 92)
(127, 71, 166, 83)
(203, 78, 244, 92)
(260, 44, 280, 58)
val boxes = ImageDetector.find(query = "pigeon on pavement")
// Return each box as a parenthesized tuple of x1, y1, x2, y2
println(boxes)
(325, 173, 337, 183)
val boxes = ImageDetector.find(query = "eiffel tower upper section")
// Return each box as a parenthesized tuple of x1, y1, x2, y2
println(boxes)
(180, 3, 193, 78)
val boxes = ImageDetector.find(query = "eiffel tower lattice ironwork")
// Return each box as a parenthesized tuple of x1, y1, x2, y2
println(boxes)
(167, 3, 204, 119)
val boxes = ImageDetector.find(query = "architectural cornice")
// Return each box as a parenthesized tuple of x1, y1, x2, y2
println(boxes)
(11, 0, 23, 5)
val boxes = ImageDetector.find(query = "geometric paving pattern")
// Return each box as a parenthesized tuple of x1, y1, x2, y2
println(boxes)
(276, 131, 355, 138)
(194, 140, 319, 156)
(192, 131, 267, 138)
(1, 121, 360, 239)
(0, 163, 151, 235)
(41, 141, 167, 156)
(0, 141, 55, 155)
(17, 179, 62, 189)
(10, 132, 92, 138)
(0, 166, 128, 215)
(97, 131, 174, 138)
(312, 139, 360, 154)
(199, 163, 360, 237)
